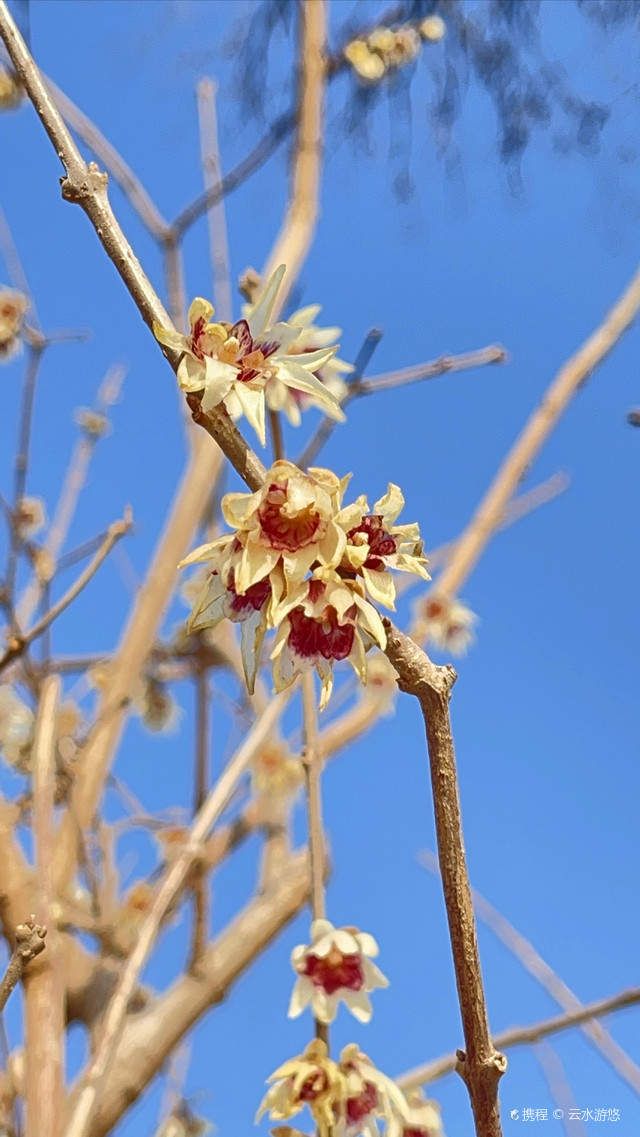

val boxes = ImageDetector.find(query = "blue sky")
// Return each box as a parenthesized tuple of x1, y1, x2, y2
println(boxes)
(1, 1, 640, 1134)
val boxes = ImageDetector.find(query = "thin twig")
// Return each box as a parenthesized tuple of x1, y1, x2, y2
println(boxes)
(25, 675, 63, 1137)
(383, 622, 505, 1137)
(43, 74, 170, 240)
(0, 510, 132, 675)
(297, 327, 383, 469)
(397, 986, 640, 1090)
(196, 77, 233, 322)
(5, 343, 44, 617)
(63, 689, 293, 1137)
(301, 673, 328, 1037)
(357, 344, 508, 396)
(261, 0, 328, 318)
(17, 363, 127, 629)
(188, 671, 210, 974)
(0, 919, 46, 1014)
(420, 848, 640, 1096)
(436, 261, 640, 601)
(0, 4, 264, 490)
(535, 1044, 587, 1137)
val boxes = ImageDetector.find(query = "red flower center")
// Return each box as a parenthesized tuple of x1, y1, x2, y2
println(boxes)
(295, 1069, 329, 1102)
(288, 607, 355, 662)
(347, 514, 397, 572)
(224, 577, 271, 622)
(258, 482, 323, 551)
(302, 948, 365, 995)
(404, 1128, 432, 1137)
(345, 1082, 380, 1125)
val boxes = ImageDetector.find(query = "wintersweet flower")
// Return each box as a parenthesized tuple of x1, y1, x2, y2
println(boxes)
(270, 569, 387, 708)
(251, 738, 303, 800)
(415, 593, 478, 655)
(256, 1039, 346, 1137)
(419, 15, 446, 43)
(344, 39, 387, 82)
(254, 302, 353, 423)
(335, 1045, 412, 1137)
(288, 919, 389, 1025)
(0, 686, 34, 771)
(154, 266, 345, 445)
(340, 483, 430, 609)
(401, 1089, 444, 1137)
(0, 67, 23, 111)
(0, 287, 28, 363)
(14, 495, 46, 541)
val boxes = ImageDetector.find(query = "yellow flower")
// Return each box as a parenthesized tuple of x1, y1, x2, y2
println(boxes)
(251, 738, 303, 799)
(344, 40, 387, 82)
(0, 66, 23, 111)
(0, 685, 34, 771)
(0, 287, 28, 363)
(335, 1045, 413, 1137)
(154, 267, 344, 445)
(414, 593, 477, 655)
(339, 483, 430, 610)
(401, 1089, 445, 1137)
(419, 15, 446, 43)
(14, 495, 46, 541)
(367, 28, 396, 54)
(256, 1040, 346, 1137)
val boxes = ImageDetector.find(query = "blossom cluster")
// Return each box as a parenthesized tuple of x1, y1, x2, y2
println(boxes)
(181, 461, 429, 707)
(344, 16, 446, 83)
(0, 287, 28, 363)
(154, 266, 351, 446)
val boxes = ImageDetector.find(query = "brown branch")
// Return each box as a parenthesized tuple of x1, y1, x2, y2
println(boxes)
(0, 510, 133, 675)
(436, 261, 640, 601)
(301, 672, 328, 1047)
(398, 986, 640, 1090)
(0, 3, 265, 490)
(42, 74, 170, 241)
(0, 919, 46, 1014)
(420, 849, 640, 1096)
(5, 343, 44, 618)
(25, 676, 63, 1137)
(383, 622, 505, 1137)
(64, 691, 293, 1137)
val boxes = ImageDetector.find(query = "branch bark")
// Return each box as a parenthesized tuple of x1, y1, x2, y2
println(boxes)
(0, 918, 46, 1014)
(25, 675, 64, 1137)
(383, 622, 505, 1137)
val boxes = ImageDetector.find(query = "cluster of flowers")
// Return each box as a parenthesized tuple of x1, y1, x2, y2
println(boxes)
(181, 460, 429, 708)
(0, 287, 28, 363)
(344, 15, 446, 84)
(257, 919, 442, 1137)
(154, 265, 352, 446)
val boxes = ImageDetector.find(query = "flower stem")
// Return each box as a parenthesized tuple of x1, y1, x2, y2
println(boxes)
(269, 408, 284, 462)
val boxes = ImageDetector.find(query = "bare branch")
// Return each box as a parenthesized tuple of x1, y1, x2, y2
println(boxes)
(383, 622, 505, 1137)
(188, 671, 210, 973)
(64, 690, 294, 1137)
(535, 1045, 587, 1137)
(0, 3, 264, 490)
(25, 675, 63, 1137)
(301, 672, 329, 1047)
(421, 848, 640, 1096)
(357, 344, 508, 396)
(0, 510, 133, 675)
(261, 0, 328, 316)
(398, 986, 640, 1090)
(436, 261, 640, 601)
(0, 919, 46, 1014)
(43, 74, 170, 240)
(196, 78, 233, 322)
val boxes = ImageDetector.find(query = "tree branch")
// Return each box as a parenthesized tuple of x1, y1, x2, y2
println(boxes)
(436, 260, 640, 601)
(0, 510, 133, 675)
(398, 986, 640, 1090)
(383, 622, 505, 1137)
(25, 675, 64, 1137)
(63, 690, 293, 1137)
(0, 918, 46, 1014)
